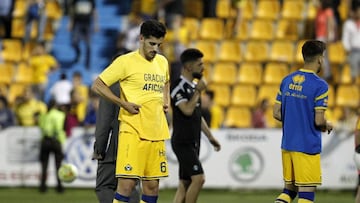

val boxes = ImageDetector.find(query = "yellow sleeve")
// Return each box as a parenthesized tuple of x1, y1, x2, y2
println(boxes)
(99, 57, 126, 86)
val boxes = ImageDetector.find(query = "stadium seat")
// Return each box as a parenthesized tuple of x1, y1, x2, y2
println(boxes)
(12, 0, 27, 18)
(199, 18, 224, 40)
(231, 84, 257, 107)
(294, 39, 307, 64)
(281, 0, 305, 20)
(207, 84, 231, 107)
(233, 20, 249, 40)
(0, 63, 14, 84)
(241, 0, 255, 20)
(218, 40, 242, 62)
(184, 0, 203, 18)
(275, 19, 299, 41)
(211, 62, 237, 85)
(327, 84, 335, 107)
(306, 1, 317, 20)
(335, 85, 360, 108)
(14, 62, 34, 84)
(237, 62, 263, 85)
(11, 18, 26, 38)
(249, 19, 274, 41)
(8, 83, 26, 105)
(244, 41, 269, 62)
(257, 85, 279, 105)
(22, 41, 37, 61)
(255, 0, 280, 20)
(216, 0, 233, 19)
(192, 40, 218, 63)
(223, 106, 252, 128)
(45, 0, 63, 20)
(269, 40, 295, 63)
(263, 62, 289, 84)
(182, 17, 200, 41)
(1, 39, 23, 62)
(339, 63, 352, 84)
(328, 42, 346, 64)
(43, 19, 55, 41)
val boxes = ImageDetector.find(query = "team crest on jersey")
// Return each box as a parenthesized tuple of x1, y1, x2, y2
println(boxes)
(292, 74, 305, 84)
(124, 164, 132, 171)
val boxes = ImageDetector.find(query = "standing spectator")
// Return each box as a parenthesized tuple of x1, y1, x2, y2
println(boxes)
(273, 40, 333, 203)
(72, 71, 88, 123)
(0, 0, 14, 39)
(29, 42, 59, 100)
(24, 0, 47, 44)
(68, 0, 98, 69)
(252, 98, 269, 128)
(202, 0, 218, 17)
(115, 12, 142, 56)
(49, 73, 73, 108)
(38, 99, 66, 193)
(92, 82, 140, 203)
(0, 96, 16, 129)
(170, 48, 221, 203)
(201, 90, 223, 129)
(342, 3, 360, 83)
(91, 19, 170, 203)
(315, 0, 337, 81)
(14, 87, 47, 126)
(64, 89, 80, 137)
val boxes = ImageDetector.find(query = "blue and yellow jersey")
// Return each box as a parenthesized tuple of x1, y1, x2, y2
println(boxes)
(99, 50, 170, 141)
(275, 69, 328, 154)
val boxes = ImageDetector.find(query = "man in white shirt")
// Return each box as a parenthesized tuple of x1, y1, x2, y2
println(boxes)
(342, 4, 360, 82)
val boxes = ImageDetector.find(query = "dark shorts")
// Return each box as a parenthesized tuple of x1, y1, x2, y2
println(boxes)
(171, 141, 203, 180)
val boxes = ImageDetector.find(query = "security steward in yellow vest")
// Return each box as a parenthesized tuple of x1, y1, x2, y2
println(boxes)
(38, 99, 66, 193)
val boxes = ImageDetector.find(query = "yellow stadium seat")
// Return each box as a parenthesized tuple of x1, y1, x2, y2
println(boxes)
(339, 0, 349, 21)
(306, 1, 317, 20)
(237, 62, 263, 85)
(269, 40, 295, 63)
(22, 41, 37, 61)
(241, 0, 255, 20)
(256, 0, 280, 20)
(182, 17, 200, 41)
(11, 18, 26, 38)
(184, 0, 203, 18)
(207, 84, 231, 107)
(192, 40, 218, 63)
(294, 39, 307, 63)
(12, 0, 27, 18)
(250, 19, 274, 41)
(231, 84, 257, 107)
(43, 19, 55, 41)
(263, 62, 289, 84)
(328, 42, 346, 64)
(199, 18, 224, 40)
(218, 40, 242, 62)
(327, 84, 335, 107)
(275, 19, 299, 41)
(8, 83, 26, 105)
(244, 41, 269, 62)
(339, 63, 352, 84)
(0, 84, 9, 97)
(233, 20, 249, 40)
(216, 0, 232, 19)
(281, 0, 305, 20)
(224, 106, 252, 128)
(45, 0, 63, 20)
(335, 85, 360, 108)
(211, 62, 237, 85)
(14, 62, 34, 84)
(0, 63, 15, 84)
(257, 85, 279, 105)
(1, 39, 23, 62)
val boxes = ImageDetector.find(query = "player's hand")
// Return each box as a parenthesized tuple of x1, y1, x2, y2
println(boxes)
(122, 102, 141, 114)
(209, 137, 221, 152)
(92, 152, 104, 160)
(196, 78, 207, 92)
(163, 103, 169, 113)
(326, 121, 333, 134)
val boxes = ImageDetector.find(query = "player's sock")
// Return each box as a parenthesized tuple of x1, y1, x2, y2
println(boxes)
(275, 188, 297, 203)
(298, 191, 314, 203)
(140, 194, 158, 203)
(113, 192, 129, 203)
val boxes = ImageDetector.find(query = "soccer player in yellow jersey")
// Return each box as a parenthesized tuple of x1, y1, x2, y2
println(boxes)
(92, 19, 169, 203)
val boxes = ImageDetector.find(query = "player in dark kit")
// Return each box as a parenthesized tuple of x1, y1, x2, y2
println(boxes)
(170, 48, 221, 203)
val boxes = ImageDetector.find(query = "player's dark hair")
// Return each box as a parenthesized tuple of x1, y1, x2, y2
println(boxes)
(140, 19, 166, 39)
(302, 40, 326, 63)
(180, 48, 204, 65)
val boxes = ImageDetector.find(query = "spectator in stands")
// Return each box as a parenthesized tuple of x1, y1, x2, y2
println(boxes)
(64, 89, 80, 137)
(14, 87, 47, 126)
(68, 0, 98, 69)
(24, 0, 47, 44)
(71, 71, 88, 123)
(49, 73, 73, 109)
(38, 99, 66, 193)
(231, 0, 245, 37)
(115, 12, 142, 55)
(252, 98, 269, 128)
(29, 42, 59, 100)
(315, 0, 337, 81)
(203, 0, 218, 17)
(342, 3, 360, 83)
(0, 96, 16, 129)
(0, 0, 14, 39)
(159, 0, 184, 30)
(201, 90, 223, 129)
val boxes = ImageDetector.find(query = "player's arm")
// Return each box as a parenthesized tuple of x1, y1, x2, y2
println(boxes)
(273, 102, 282, 121)
(315, 109, 333, 133)
(91, 77, 123, 107)
(163, 81, 170, 113)
(201, 117, 221, 151)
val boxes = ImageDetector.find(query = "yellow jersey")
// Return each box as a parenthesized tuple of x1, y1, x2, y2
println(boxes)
(99, 50, 170, 141)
